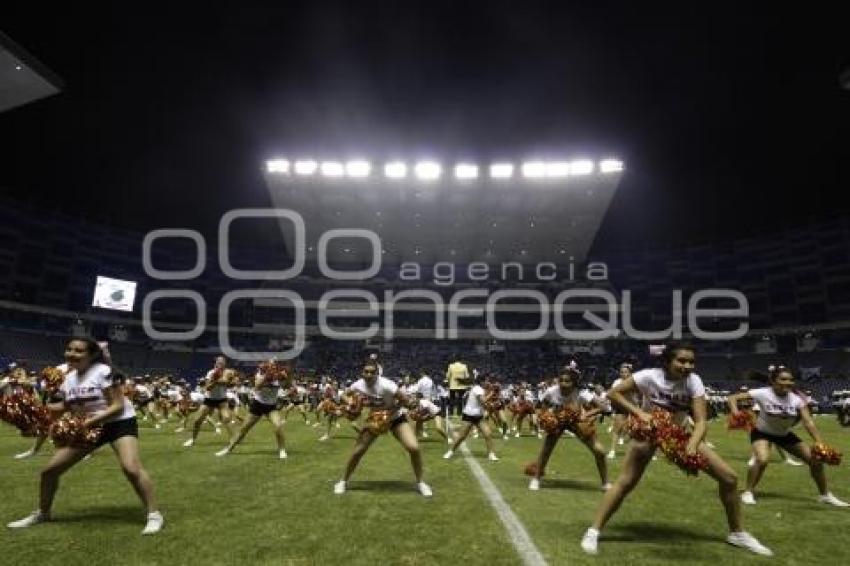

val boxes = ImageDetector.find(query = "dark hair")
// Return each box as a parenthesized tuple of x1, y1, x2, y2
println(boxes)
(767, 364, 793, 382)
(660, 342, 696, 368)
(67, 337, 105, 365)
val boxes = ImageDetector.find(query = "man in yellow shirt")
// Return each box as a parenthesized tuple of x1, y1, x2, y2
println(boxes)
(446, 359, 472, 417)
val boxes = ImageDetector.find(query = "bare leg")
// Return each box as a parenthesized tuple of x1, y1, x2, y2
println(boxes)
(39, 446, 91, 514)
(700, 443, 742, 532)
(342, 430, 377, 481)
(591, 440, 655, 530)
(112, 436, 158, 513)
(746, 440, 771, 492)
(393, 421, 424, 482)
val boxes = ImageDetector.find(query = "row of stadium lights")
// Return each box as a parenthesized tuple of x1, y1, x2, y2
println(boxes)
(265, 158, 624, 180)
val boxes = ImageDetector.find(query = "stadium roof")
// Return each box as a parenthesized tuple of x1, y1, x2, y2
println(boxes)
(264, 158, 624, 264)
(0, 31, 62, 114)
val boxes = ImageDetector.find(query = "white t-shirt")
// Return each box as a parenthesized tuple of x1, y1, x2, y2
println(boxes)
(542, 385, 594, 407)
(135, 384, 152, 401)
(462, 385, 486, 417)
(415, 375, 435, 401)
(633, 368, 705, 425)
(348, 377, 401, 418)
(253, 372, 281, 405)
(61, 362, 135, 422)
(749, 387, 806, 436)
(205, 369, 228, 400)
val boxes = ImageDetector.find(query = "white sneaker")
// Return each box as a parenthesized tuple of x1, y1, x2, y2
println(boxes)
(617, 437, 624, 446)
(502, 434, 509, 440)
(564, 431, 576, 438)
(536, 432, 543, 439)
(422, 431, 429, 438)
(601, 482, 613, 492)
(154, 423, 161, 430)
(606, 426, 613, 433)
(13, 449, 36, 460)
(606, 450, 616, 460)
(174, 427, 184, 433)
(726, 531, 773, 556)
(747, 456, 755, 467)
(7, 511, 48, 529)
(333, 480, 346, 495)
(488, 452, 499, 462)
(785, 458, 804, 467)
(318, 434, 329, 442)
(741, 491, 756, 505)
(529, 478, 540, 491)
(182, 439, 194, 448)
(473, 431, 479, 439)
(312, 423, 320, 428)
(141, 511, 164, 535)
(214, 427, 222, 435)
(443, 450, 454, 460)
(418, 482, 433, 498)
(818, 493, 850, 507)
(279, 449, 288, 460)
(335, 423, 340, 429)
(215, 447, 231, 457)
(581, 528, 599, 555)
(514, 432, 520, 438)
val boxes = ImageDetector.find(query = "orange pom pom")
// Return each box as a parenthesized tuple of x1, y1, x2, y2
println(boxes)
(537, 410, 561, 435)
(812, 442, 842, 466)
(365, 410, 392, 435)
(523, 461, 544, 477)
(727, 411, 755, 431)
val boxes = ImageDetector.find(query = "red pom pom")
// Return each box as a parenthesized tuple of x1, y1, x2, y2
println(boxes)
(625, 409, 709, 476)
(523, 461, 544, 477)
(812, 442, 842, 466)
(365, 410, 392, 435)
(537, 410, 561, 435)
(0, 393, 51, 436)
(50, 415, 102, 447)
(727, 411, 755, 431)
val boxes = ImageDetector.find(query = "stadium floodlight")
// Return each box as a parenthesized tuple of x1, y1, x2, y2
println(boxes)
(266, 159, 290, 174)
(490, 163, 514, 179)
(454, 163, 479, 180)
(414, 161, 442, 180)
(384, 161, 408, 179)
(569, 159, 594, 175)
(345, 160, 371, 178)
(320, 161, 345, 177)
(546, 162, 571, 178)
(599, 159, 624, 173)
(294, 160, 318, 175)
(521, 161, 547, 178)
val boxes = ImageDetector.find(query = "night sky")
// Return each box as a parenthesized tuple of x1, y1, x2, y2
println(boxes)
(2, 2, 849, 251)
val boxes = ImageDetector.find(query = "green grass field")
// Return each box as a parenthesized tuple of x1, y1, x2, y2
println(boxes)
(2, 414, 848, 565)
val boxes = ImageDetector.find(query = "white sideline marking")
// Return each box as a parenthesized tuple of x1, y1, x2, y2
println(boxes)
(454, 429, 548, 566)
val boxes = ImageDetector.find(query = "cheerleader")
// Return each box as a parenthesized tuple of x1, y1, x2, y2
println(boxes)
(728, 365, 848, 507)
(510, 384, 537, 437)
(333, 363, 432, 497)
(580, 343, 771, 556)
(216, 361, 289, 459)
(317, 381, 341, 442)
(529, 363, 610, 491)
(7, 338, 163, 534)
(443, 376, 498, 462)
(183, 357, 234, 447)
(410, 372, 448, 441)
(607, 363, 637, 460)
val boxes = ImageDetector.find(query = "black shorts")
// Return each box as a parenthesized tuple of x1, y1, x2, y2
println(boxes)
(291, 400, 303, 406)
(390, 414, 408, 430)
(96, 417, 138, 447)
(249, 400, 277, 417)
(203, 398, 227, 409)
(750, 428, 803, 451)
(462, 413, 484, 425)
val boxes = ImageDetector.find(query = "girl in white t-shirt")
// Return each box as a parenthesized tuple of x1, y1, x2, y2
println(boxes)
(528, 364, 610, 491)
(581, 343, 771, 557)
(443, 377, 498, 462)
(183, 357, 235, 448)
(333, 363, 432, 498)
(215, 361, 291, 460)
(728, 365, 848, 507)
(7, 338, 163, 535)
(607, 363, 638, 460)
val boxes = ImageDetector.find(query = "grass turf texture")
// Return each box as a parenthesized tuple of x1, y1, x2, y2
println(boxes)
(1, 415, 848, 565)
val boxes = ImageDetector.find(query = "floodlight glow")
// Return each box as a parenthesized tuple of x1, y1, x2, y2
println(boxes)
(266, 159, 290, 174)
(384, 161, 408, 179)
(294, 160, 318, 175)
(345, 160, 371, 177)
(599, 159, 624, 173)
(415, 161, 442, 180)
(320, 161, 345, 177)
(454, 163, 479, 180)
(569, 160, 594, 175)
(521, 161, 547, 178)
(490, 163, 514, 179)
(546, 162, 571, 177)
